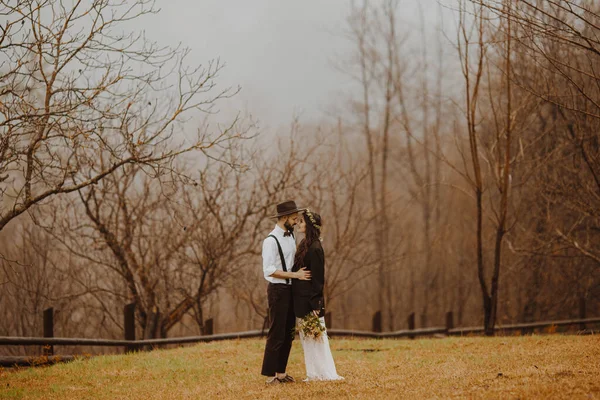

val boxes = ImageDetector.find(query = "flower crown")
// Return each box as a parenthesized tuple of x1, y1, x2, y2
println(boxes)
(304, 209, 321, 231)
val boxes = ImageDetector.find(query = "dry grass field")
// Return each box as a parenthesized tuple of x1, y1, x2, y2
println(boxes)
(1, 335, 599, 399)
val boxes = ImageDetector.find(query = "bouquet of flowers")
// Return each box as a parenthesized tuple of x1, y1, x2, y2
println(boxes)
(295, 312, 326, 341)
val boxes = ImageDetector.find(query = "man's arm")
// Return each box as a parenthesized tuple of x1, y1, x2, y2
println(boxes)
(270, 269, 311, 280)
(262, 238, 278, 278)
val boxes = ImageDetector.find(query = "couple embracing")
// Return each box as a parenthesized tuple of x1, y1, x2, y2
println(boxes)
(260, 200, 344, 384)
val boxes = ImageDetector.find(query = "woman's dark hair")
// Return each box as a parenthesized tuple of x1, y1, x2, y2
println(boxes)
(294, 211, 322, 268)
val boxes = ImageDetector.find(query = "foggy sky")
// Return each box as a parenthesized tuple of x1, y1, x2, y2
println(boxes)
(140, 0, 449, 129)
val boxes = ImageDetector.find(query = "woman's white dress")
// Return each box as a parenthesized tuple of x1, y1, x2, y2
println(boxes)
(297, 316, 344, 381)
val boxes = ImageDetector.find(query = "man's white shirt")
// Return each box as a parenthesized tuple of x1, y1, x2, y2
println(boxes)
(262, 224, 296, 284)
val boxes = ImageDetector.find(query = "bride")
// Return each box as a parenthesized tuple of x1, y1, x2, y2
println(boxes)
(292, 209, 344, 381)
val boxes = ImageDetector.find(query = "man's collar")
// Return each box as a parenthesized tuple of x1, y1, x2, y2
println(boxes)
(274, 224, 294, 237)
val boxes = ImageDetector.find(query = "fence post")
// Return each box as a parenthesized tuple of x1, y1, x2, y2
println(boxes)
(43, 307, 54, 356)
(579, 297, 586, 331)
(325, 312, 332, 329)
(407, 312, 415, 340)
(124, 303, 137, 353)
(204, 318, 214, 335)
(445, 311, 454, 334)
(372, 311, 382, 333)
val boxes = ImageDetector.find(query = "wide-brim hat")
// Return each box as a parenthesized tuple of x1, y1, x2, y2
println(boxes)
(270, 200, 306, 219)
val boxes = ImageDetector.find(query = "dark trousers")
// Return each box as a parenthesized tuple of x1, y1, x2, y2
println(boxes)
(261, 283, 295, 376)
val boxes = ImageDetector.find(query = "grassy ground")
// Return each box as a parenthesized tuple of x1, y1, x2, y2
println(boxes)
(1, 334, 599, 399)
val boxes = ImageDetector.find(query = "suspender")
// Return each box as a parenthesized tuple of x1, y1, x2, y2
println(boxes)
(268, 234, 291, 285)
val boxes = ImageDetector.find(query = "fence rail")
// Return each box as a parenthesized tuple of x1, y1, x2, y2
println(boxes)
(0, 355, 78, 367)
(2, 303, 598, 367)
(2, 316, 598, 346)
(0, 330, 267, 347)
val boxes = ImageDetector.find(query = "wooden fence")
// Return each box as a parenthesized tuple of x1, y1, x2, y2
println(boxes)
(1, 302, 598, 367)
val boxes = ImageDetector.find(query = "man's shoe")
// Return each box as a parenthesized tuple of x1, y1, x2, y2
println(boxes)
(265, 377, 281, 385)
(278, 375, 296, 383)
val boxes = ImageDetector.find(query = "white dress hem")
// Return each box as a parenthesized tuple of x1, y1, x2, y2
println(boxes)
(298, 317, 344, 382)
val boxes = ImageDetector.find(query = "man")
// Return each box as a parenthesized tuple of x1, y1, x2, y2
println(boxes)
(261, 200, 311, 384)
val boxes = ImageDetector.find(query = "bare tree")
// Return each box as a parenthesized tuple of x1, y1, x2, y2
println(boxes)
(42, 145, 273, 338)
(474, 0, 600, 269)
(0, 221, 114, 355)
(471, 0, 600, 322)
(294, 121, 377, 329)
(0, 0, 241, 233)
(391, 2, 448, 327)
(455, 0, 517, 335)
(345, 0, 401, 331)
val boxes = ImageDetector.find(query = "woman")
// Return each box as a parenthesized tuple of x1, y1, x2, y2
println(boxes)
(292, 209, 343, 381)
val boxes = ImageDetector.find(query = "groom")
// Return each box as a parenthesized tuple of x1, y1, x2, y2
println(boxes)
(261, 200, 311, 384)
